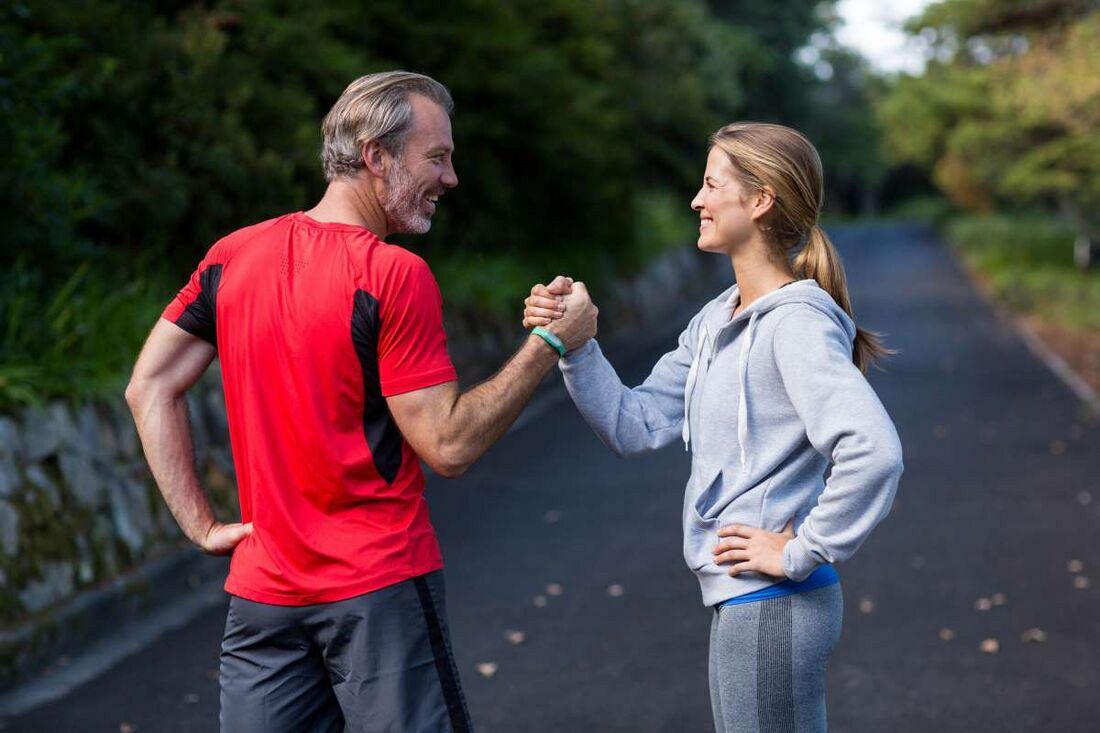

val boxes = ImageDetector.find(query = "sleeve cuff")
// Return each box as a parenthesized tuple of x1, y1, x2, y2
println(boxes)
(559, 338, 599, 368)
(783, 536, 821, 582)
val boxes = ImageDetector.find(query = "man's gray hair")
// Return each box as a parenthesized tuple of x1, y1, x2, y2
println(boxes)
(320, 71, 454, 182)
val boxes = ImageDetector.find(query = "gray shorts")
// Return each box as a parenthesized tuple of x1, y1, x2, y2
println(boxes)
(219, 570, 472, 732)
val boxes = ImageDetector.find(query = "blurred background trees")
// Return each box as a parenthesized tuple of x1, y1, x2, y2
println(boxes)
(2, 0, 884, 406)
(876, 0, 1100, 261)
(2, 0, 1097, 407)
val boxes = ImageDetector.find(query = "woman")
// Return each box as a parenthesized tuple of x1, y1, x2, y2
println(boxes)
(523, 122, 904, 732)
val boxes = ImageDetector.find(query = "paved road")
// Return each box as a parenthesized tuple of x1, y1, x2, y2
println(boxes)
(7, 224, 1100, 732)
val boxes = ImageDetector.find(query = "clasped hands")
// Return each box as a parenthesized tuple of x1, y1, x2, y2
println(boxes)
(522, 275, 597, 353)
(522, 275, 796, 579)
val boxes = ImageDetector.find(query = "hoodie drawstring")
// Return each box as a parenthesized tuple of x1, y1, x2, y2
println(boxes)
(682, 323, 710, 451)
(736, 311, 759, 468)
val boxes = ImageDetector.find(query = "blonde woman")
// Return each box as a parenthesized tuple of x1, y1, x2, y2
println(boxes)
(523, 123, 904, 731)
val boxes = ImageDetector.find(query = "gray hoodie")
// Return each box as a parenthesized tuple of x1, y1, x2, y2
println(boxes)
(559, 278, 904, 606)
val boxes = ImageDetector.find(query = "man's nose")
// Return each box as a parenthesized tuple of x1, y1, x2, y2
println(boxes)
(442, 162, 458, 189)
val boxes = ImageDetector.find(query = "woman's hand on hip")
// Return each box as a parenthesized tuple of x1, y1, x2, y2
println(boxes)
(712, 519, 795, 578)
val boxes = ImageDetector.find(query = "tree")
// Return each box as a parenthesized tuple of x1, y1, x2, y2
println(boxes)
(876, 1, 1100, 265)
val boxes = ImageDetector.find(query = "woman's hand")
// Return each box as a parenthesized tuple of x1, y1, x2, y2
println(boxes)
(523, 276, 573, 329)
(712, 520, 795, 578)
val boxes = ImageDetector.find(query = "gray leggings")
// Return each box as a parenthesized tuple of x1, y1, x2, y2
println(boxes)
(708, 583, 843, 733)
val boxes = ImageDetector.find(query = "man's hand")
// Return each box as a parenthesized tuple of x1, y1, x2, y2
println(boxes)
(548, 281, 597, 352)
(200, 521, 254, 556)
(712, 520, 795, 578)
(522, 275, 574, 329)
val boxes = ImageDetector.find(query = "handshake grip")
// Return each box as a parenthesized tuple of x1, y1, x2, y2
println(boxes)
(523, 275, 598, 353)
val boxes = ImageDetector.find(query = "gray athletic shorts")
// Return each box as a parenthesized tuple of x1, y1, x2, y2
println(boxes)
(219, 570, 472, 732)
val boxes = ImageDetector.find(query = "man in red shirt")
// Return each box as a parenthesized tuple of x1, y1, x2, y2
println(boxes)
(126, 71, 596, 732)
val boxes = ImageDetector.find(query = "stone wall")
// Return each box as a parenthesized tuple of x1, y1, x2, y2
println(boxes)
(0, 379, 238, 684)
(0, 242, 724, 685)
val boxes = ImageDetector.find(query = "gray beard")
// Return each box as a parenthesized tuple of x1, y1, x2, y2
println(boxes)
(382, 163, 432, 235)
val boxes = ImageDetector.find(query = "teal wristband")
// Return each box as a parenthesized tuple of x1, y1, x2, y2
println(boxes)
(531, 327, 566, 358)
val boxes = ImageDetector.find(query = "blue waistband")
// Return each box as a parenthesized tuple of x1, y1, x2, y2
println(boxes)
(717, 564, 839, 608)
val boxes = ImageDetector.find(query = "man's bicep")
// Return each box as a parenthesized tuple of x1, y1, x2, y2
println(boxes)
(385, 380, 459, 465)
(130, 319, 217, 397)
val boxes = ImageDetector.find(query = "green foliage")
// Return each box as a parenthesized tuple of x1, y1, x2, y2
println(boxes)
(0, 257, 172, 409)
(883, 196, 958, 227)
(947, 213, 1100, 330)
(1, 0, 875, 405)
(877, 3, 1100, 228)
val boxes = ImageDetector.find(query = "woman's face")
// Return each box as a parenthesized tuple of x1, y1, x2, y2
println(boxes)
(691, 147, 761, 255)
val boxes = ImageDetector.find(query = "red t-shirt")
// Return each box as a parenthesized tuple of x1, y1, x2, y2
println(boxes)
(162, 212, 458, 605)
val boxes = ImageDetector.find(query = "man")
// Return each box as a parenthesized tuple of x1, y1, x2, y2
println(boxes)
(125, 71, 596, 732)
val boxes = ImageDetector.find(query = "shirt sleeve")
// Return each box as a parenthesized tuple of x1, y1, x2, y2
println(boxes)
(376, 254, 458, 396)
(162, 248, 224, 345)
(772, 308, 904, 581)
(557, 306, 705, 457)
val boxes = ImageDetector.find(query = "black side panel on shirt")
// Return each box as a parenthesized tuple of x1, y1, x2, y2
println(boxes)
(175, 264, 222, 345)
(351, 290, 404, 484)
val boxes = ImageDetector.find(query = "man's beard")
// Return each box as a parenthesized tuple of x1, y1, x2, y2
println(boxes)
(381, 163, 432, 235)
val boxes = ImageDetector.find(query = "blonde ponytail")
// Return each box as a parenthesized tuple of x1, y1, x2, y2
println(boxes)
(795, 225, 894, 373)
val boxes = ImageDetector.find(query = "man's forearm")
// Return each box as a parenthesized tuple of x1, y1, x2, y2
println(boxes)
(129, 390, 216, 545)
(441, 334, 560, 472)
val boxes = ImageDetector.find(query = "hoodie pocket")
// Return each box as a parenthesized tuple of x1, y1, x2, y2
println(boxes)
(683, 465, 723, 571)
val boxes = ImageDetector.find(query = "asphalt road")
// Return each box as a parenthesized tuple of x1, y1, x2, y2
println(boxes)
(7, 224, 1100, 732)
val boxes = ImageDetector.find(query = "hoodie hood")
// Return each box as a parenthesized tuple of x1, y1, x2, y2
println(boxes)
(682, 279, 856, 467)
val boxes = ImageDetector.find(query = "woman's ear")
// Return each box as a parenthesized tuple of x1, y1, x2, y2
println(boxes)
(750, 186, 777, 223)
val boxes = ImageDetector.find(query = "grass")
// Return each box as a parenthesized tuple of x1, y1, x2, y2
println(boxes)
(945, 213, 1100, 331)
(0, 258, 172, 410)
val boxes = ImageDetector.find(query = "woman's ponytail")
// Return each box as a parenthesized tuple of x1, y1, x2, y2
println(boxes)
(794, 225, 894, 373)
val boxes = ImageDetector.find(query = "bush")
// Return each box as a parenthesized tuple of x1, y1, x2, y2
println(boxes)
(946, 213, 1100, 330)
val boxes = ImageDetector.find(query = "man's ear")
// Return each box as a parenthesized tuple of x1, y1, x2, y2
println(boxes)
(361, 139, 388, 178)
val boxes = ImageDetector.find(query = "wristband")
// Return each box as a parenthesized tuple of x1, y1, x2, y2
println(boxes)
(531, 327, 566, 358)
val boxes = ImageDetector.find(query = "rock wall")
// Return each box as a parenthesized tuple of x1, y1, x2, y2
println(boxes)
(0, 379, 238, 684)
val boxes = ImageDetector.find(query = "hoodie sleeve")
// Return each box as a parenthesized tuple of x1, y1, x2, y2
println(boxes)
(557, 310, 702, 457)
(772, 308, 904, 582)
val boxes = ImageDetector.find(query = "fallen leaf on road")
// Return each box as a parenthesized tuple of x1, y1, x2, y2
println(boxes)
(980, 638, 1000, 654)
(607, 584, 625, 597)
(974, 597, 993, 611)
(544, 510, 562, 524)
(1073, 576, 1091, 590)
(476, 662, 498, 678)
(532, 594, 548, 608)
(939, 628, 955, 641)
(1021, 628, 1048, 643)
(546, 583, 563, 596)
(1049, 440, 1066, 455)
(858, 598, 874, 614)
(1068, 559, 1085, 573)
(933, 425, 948, 439)
(504, 630, 526, 645)
(991, 593, 1007, 606)
(119, 725, 136, 733)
